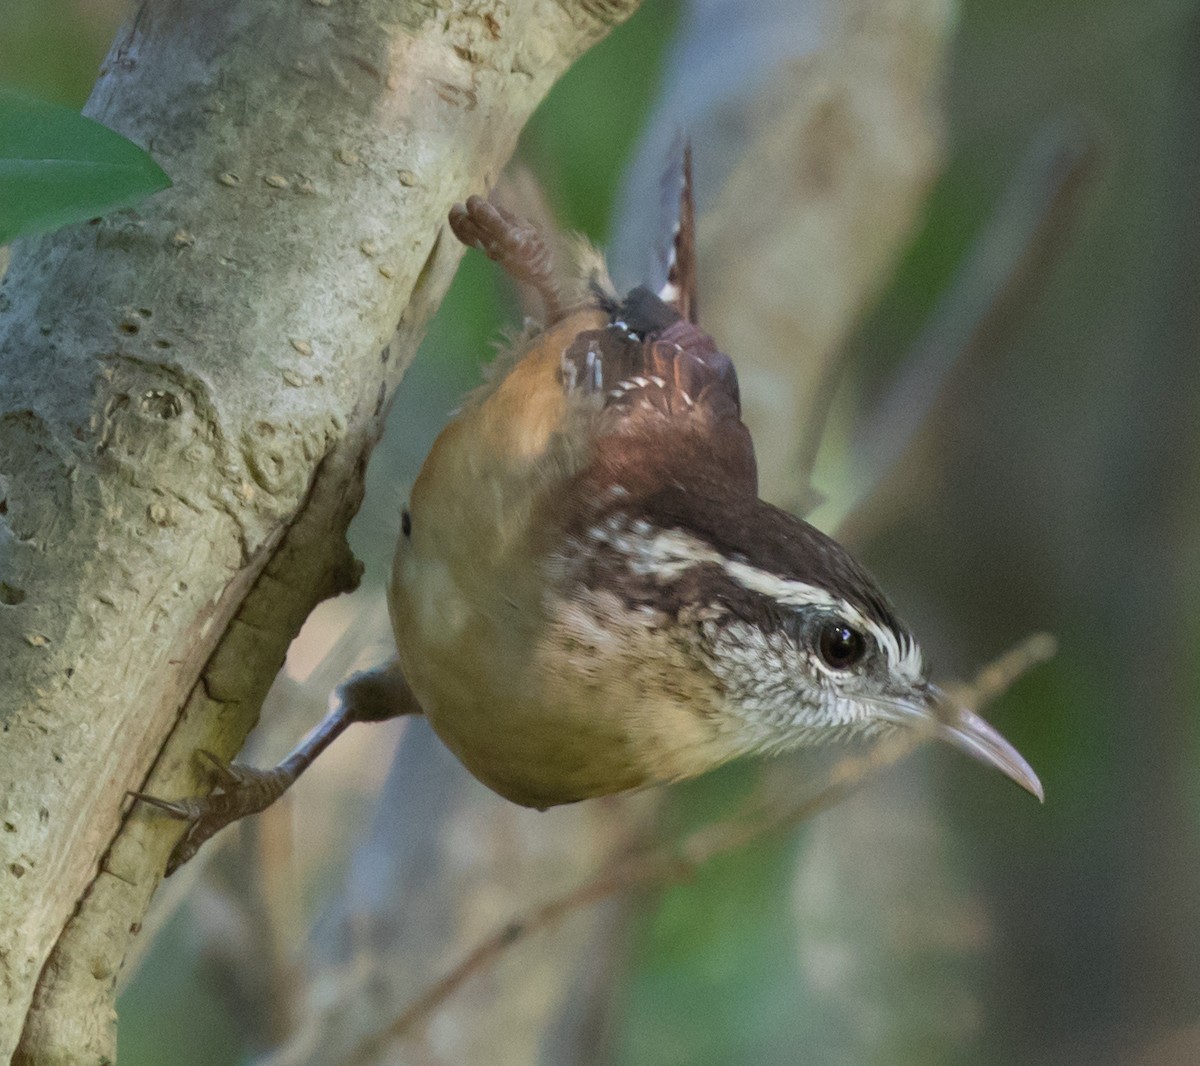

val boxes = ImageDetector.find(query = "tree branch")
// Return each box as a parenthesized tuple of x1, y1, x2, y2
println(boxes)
(0, 0, 639, 1060)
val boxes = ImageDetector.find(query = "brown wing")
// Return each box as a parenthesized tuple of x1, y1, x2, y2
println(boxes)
(448, 149, 754, 503)
(562, 287, 757, 500)
(560, 138, 753, 500)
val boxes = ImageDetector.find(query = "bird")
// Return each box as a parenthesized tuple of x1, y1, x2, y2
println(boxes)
(137, 148, 1042, 873)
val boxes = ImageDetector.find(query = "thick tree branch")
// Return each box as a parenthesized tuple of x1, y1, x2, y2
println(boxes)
(0, 0, 638, 1060)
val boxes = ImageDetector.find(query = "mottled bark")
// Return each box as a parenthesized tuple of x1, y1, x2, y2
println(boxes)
(0, 0, 638, 1061)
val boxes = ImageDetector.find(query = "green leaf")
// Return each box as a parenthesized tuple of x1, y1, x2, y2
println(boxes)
(0, 86, 171, 245)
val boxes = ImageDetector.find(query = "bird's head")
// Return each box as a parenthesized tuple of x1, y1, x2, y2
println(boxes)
(576, 491, 1043, 800)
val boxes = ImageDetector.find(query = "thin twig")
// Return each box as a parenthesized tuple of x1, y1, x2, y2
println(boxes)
(342, 631, 1056, 1063)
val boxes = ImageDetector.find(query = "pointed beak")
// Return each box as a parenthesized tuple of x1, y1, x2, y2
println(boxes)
(877, 684, 1044, 801)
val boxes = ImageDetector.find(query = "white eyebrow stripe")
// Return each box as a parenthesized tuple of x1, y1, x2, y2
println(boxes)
(584, 519, 926, 681)
(722, 559, 839, 610)
(590, 523, 849, 614)
(727, 560, 927, 681)
(739, 570, 926, 681)
(863, 622, 924, 682)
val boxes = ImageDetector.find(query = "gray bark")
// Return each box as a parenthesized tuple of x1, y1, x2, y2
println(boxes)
(0, 0, 637, 1061)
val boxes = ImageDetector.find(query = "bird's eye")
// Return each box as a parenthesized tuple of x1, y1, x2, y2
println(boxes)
(817, 620, 865, 670)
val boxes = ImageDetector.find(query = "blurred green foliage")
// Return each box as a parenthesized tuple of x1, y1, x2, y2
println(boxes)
(616, 764, 809, 1066)
(119, 911, 244, 1066)
(0, 0, 129, 105)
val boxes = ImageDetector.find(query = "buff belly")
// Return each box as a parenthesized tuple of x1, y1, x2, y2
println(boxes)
(387, 308, 740, 806)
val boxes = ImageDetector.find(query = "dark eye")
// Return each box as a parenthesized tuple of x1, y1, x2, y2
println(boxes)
(817, 620, 865, 670)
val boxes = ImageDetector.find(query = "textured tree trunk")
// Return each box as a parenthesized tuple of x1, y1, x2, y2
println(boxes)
(0, 0, 637, 1061)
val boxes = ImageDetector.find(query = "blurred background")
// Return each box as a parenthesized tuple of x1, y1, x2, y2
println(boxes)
(4, 0, 1199, 1063)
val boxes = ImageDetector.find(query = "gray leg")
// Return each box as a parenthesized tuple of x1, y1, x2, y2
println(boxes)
(132, 659, 421, 874)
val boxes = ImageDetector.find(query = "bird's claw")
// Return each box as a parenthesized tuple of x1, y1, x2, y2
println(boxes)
(125, 790, 200, 820)
(130, 751, 294, 875)
(195, 748, 262, 790)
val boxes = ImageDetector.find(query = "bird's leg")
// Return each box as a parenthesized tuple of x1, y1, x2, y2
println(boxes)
(132, 658, 421, 874)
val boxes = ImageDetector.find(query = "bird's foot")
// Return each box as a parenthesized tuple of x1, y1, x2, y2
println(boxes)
(132, 661, 420, 874)
(130, 750, 298, 875)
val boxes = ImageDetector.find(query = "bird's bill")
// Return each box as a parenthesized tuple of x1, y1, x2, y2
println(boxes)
(878, 685, 1044, 801)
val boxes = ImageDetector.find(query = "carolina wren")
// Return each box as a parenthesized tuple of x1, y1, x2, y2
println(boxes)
(140, 151, 1041, 872)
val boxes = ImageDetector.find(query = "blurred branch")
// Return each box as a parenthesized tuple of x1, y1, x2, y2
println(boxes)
(831, 118, 1100, 534)
(341, 632, 1056, 1062)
